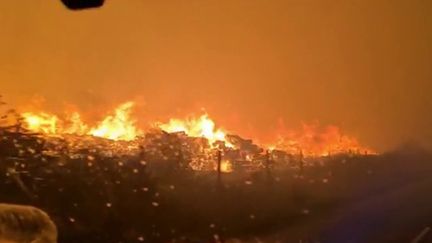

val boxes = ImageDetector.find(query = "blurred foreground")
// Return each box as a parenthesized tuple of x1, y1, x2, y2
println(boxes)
(0, 125, 431, 243)
(0, 203, 57, 243)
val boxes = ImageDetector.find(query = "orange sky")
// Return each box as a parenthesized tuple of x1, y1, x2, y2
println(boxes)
(1, 0, 431, 151)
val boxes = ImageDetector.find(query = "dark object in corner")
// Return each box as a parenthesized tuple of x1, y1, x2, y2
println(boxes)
(61, 0, 104, 10)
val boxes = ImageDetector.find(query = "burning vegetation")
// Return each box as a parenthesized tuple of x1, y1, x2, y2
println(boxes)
(14, 100, 375, 174)
(3, 97, 432, 243)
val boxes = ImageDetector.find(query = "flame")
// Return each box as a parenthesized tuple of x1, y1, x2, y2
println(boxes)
(21, 112, 58, 134)
(89, 102, 142, 141)
(220, 160, 233, 173)
(269, 123, 375, 156)
(21, 102, 141, 141)
(214, 159, 233, 173)
(64, 112, 88, 135)
(159, 114, 234, 148)
(18, 100, 375, 156)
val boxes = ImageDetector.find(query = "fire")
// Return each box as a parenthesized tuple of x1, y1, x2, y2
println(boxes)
(159, 114, 234, 148)
(269, 123, 375, 156)
(18, 100, 375, 157)
(20, 102, 141, 141)
(21, 112, 59, 134)
(63, 112, 88, 135)
(89, 102, 141, 141)
(220, 160, 233, 173)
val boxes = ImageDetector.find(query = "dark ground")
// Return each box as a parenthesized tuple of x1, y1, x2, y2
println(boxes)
(1, 128, 431, 243)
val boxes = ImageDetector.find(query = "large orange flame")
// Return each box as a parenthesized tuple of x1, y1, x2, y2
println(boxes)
(18, 101, 374, 155)
(20, 102, 141, 141)
(159, 114, 234, 148)
(21, 112, 59, 134)
(89, 102, 141, 141)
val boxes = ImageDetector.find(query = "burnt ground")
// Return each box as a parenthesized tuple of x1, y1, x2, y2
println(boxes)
(1, 129, 432, 243)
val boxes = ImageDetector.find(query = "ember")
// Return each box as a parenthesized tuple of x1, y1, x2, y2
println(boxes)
(219, 160, 233, 173)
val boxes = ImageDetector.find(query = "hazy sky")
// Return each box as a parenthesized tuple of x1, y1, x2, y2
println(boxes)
(1, 0, 431, 151)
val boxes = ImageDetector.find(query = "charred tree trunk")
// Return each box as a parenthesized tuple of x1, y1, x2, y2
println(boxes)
(216, 150, 222, 185)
